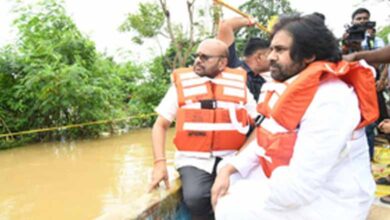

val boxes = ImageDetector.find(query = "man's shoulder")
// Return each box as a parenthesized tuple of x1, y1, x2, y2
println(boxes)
(315, 79, 352, 102)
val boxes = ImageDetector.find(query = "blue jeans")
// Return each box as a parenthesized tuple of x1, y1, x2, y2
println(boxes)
(365, 122, 377, 160)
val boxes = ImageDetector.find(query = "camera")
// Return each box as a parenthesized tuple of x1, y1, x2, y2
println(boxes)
(346, 21, 376, 41)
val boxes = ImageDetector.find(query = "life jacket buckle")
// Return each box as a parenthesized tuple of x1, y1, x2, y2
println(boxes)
(200, 99, 217, 109)
(255, 115, 265, 127)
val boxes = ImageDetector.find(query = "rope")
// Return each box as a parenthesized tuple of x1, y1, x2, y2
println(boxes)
(213, 0, 270, 33)
(0, 113, 157, 138)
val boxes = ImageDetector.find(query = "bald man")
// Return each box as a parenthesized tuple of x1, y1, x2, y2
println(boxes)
(148, 39, 258, 220)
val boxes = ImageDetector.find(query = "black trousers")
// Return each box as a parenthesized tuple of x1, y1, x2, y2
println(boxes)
(177, 158, 221, 220)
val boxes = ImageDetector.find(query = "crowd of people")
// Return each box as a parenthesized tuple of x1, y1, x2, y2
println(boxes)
(148, 7, 390, 220)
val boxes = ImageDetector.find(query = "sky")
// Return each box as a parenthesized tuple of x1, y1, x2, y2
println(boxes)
(0, 0, 389, 62)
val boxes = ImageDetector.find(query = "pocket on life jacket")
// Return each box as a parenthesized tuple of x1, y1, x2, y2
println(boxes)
(174, 108, 213, 152)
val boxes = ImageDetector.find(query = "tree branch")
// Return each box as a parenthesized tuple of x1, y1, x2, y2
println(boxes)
(181, 0, 196, 67)
(0, 116, 14, 141)
(159, 0, 181, 69)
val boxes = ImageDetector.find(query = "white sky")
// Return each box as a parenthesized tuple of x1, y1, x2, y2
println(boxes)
(0, 0, 389, 62)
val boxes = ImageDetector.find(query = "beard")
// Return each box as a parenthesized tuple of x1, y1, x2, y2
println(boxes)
(193, 63, 206, 76)
(270, 61, 305, 82)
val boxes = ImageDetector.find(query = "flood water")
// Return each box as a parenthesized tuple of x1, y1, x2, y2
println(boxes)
(0, 128, 176, 220)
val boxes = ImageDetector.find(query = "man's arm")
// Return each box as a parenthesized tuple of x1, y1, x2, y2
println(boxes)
(148, 115, 172, 192)
(217, 17, 253, 47)
(147, 85, 177, 192)
(344, 45, 390, 63)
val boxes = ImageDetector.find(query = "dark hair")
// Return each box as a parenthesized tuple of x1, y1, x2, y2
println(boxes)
(244, 37, 270, 57)
(270, 14, 341, 63)
(313, 12, 325, 22)
(352, 8, 370, 20)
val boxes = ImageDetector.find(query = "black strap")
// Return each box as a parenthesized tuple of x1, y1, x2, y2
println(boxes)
(200, 99, 217, 109)
(254, 115, 265, 127)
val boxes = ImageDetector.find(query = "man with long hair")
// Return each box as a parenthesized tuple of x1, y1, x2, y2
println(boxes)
(211, 14, 378, 219)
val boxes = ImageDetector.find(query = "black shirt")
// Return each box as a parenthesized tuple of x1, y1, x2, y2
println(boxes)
(227, 43, 265, 102)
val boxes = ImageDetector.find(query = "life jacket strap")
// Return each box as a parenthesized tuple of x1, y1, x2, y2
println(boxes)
(255, 115, 266, 127)
(200, 99, 217, 109)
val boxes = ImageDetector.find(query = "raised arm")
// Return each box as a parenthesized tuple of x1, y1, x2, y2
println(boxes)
(217, 17, 253, 47)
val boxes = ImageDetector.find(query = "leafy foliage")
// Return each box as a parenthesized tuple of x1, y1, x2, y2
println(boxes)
(119, 2, 165, 44)
(127, 56, 170, 127)
(378, 25, 390, 44)
(235, 0, 295, 56)
(0, 0, 143, 148)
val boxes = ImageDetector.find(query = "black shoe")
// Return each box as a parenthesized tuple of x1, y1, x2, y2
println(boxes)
(376, 177, 390, 185)
(380, 195, 390, 205)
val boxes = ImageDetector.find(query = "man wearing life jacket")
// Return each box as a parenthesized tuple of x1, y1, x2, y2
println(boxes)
(211, 14, 378, 220)
(148, 38, 258, 220)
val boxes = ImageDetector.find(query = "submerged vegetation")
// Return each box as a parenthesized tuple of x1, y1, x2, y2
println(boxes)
(0, 0, 168, 149)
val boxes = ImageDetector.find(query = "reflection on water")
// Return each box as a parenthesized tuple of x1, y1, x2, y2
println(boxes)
(0, 128, 175, 220)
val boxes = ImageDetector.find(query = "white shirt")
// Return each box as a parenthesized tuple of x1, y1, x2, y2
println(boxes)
(361, 35, 385, 50)
(156, 82, 258, 174)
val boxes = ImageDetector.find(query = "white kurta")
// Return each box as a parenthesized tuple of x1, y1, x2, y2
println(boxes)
(215, 79, 375, 220)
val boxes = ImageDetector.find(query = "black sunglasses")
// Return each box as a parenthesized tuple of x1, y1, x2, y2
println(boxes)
(192, 53, 226, 62)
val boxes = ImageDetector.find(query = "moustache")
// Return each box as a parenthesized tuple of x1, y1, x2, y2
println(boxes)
(194, 62, 204, 69)
(269, 61, 281, 69)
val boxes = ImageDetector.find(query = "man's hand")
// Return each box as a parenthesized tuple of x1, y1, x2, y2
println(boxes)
(148, 161, 170, 192)
(211, 164, 236, 210)
(343, 53, 357, 62)
(378, 119, 390, 134)
(376, 79, 387, 92)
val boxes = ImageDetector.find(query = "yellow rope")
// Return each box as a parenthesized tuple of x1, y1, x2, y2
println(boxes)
(0, 113, 157, 138)
(213, 0, 270, 33)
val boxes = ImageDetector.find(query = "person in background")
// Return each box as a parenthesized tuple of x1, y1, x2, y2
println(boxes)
(341, 8, 371, 54)
(362, 27, 385, 51)
(343, 8, 387, 160)
(217, 17, 270, 102)
(345, 45, 390, 205)
(211, 14, 378, 219)
(148, 38, 258, 220)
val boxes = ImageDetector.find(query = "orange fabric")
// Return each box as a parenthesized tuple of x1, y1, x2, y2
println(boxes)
(172, 67, 248, 106)
(172, 68, 213, 106)
(257, 127, 297, 177)
(271, 61, 378, 130)
(172, 68, 250, 152)
(338, 61, 379, 128)
(256, 61, 379, 177)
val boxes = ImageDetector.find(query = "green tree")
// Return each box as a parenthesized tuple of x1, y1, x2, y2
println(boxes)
(120, 0, 218, 70)
(127, 56, 170, 127)
(0, 0, 143, 148)
(232, 0, 295, 56)
(378, 25, 390, 44)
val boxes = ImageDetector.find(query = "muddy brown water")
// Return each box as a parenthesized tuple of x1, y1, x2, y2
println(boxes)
(0, 128, 175, 219)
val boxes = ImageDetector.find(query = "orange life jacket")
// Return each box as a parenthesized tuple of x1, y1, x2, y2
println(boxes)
(172, 67, 251, 156)
(256, 61, 379, 177)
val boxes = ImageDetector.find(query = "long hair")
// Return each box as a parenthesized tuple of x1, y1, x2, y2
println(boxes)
(271, 14, 341, 63)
